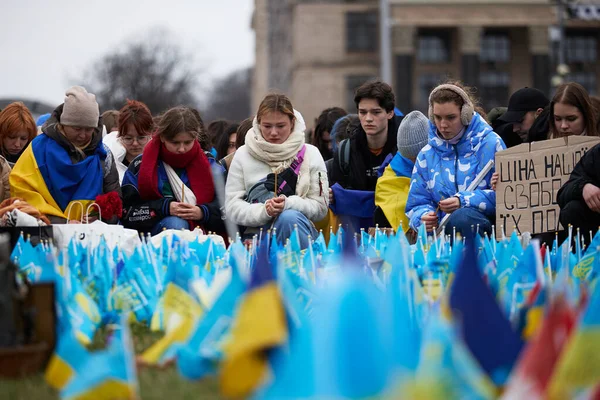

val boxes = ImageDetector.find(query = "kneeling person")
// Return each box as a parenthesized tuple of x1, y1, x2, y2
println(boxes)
(225, 94, 328, 248)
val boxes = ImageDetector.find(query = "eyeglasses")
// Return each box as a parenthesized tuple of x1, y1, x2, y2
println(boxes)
(120, 135, 150, 145)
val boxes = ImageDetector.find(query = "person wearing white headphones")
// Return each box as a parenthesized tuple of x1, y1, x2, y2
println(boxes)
(405, 81, 506, 236)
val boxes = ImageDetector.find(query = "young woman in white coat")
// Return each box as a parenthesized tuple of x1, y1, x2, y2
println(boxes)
(225, 93, 329, 248)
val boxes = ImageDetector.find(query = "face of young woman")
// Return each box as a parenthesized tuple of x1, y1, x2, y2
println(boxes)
(2, 131, 29, 155)
(259, 111, 293, 144)
(227, 133, 237, 155)
(62, 125, 95, 148)
(120, 124, 150, 158)
(432, 102, 464, 140)
(553, 102, 585, 137)
(161, 131, 196, 154)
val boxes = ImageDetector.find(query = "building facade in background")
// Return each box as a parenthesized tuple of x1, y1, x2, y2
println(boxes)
(252, 0, 600, 125)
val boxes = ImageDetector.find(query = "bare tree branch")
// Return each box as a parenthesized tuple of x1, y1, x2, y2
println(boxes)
(77, 28, 203, 114)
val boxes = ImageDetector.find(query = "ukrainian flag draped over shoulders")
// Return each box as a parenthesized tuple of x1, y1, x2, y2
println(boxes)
(10, 133, 105, 221)
(375, 153, 414, 232)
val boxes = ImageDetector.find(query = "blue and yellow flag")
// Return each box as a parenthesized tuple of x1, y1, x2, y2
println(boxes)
(329, 183, 375, 231)
(45, 328, 89, 390)
(177, 259, 247, 380)
(449, 240, 524, 386)
(374, 153, 414, 232)
(399, 306, 497, 400)
(548, 281, 600, 399)
(219, 239, 288, 399)
(60, 316, 138, 400)
(10, 134, 104, 221)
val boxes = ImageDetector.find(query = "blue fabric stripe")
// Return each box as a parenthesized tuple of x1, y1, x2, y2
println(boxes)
(389, 153, 414, 177)
(31, 134, 105, 211)
(329, 183, 375, 219)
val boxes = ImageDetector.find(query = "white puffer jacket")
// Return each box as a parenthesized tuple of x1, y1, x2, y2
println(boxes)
(225, 144, 329, 228)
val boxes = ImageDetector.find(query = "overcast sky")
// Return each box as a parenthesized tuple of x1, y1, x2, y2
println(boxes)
(0, 0, 254, 106)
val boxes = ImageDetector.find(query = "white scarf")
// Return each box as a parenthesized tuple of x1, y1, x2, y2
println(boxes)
(245, 109, 312, 197)
(163, 162, 197, 205)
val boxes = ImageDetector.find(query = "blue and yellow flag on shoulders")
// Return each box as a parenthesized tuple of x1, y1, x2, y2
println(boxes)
(219, 239, 288, 399)
(10, 134, 105, 221)
(375, 153, 414, 232)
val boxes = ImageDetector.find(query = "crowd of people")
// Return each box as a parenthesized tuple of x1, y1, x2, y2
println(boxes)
(0, 79, 599, 247)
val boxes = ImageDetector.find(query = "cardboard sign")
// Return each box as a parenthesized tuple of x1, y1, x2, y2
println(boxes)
(495, 136, 600, 237)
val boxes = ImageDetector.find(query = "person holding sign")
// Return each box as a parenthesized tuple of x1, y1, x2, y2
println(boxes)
(225, 94, 328, 248)
(121, 107, 225, 235)
(405, 82, 505, 236)
(557, 84, 600, 236)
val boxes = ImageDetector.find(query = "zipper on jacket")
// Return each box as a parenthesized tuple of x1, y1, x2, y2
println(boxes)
(453, 145, 459, 192)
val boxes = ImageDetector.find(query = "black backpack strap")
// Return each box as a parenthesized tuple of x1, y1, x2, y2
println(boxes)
(338, 138, 351, 183)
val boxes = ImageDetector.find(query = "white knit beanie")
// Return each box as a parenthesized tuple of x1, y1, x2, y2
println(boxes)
(61, 86, 99, 128)
(397, 111, 429, 160)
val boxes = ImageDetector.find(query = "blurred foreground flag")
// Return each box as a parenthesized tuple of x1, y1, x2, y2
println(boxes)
(45, 328, 89, 390)
(548, 283, 600, 399)
(502, 297, 577, 399)
(60, 315, 138, 400)
(219, 240, 287, 399)
(449, 240, 524, 386)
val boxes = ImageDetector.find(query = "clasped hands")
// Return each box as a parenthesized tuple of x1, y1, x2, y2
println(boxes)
(265, 196, 286, 218)
(170, 202, 203, 220)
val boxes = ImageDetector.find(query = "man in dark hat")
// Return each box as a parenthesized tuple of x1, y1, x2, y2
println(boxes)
(495, 87, 550, 147)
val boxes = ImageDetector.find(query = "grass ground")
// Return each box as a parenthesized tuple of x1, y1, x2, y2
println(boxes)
(0, 324, 222, 400)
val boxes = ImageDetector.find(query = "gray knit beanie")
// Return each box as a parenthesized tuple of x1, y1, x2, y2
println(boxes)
(397, 111, 429, 160)
(61, 86, 99, 128)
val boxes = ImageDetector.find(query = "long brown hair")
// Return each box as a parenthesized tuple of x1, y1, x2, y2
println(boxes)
(550, 82, 598, 138)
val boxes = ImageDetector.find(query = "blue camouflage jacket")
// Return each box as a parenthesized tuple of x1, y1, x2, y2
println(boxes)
(406, 112, 506, 230)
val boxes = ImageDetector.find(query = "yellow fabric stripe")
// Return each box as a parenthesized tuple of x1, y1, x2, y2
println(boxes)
(45, 354, 75, 390)
(9, 146, 96, 221)
(548, 329, 600, 399)
(375, 165, 411, 232)
(10, 145, 64, 218)
(220, 283, 287, 399)
(64, 380, 135, 400)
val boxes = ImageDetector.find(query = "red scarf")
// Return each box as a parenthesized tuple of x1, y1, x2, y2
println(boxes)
(138, 136, 215, 205)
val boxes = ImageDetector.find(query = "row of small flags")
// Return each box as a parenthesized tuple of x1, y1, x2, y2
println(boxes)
(9, 223, 600, 399)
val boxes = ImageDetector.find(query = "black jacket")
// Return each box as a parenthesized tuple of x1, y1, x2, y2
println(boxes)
(121, 153, 225, 234)
(329, 114, 403, 191)
(527, 106, 551, 143)
(557, 143, 600, 207)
